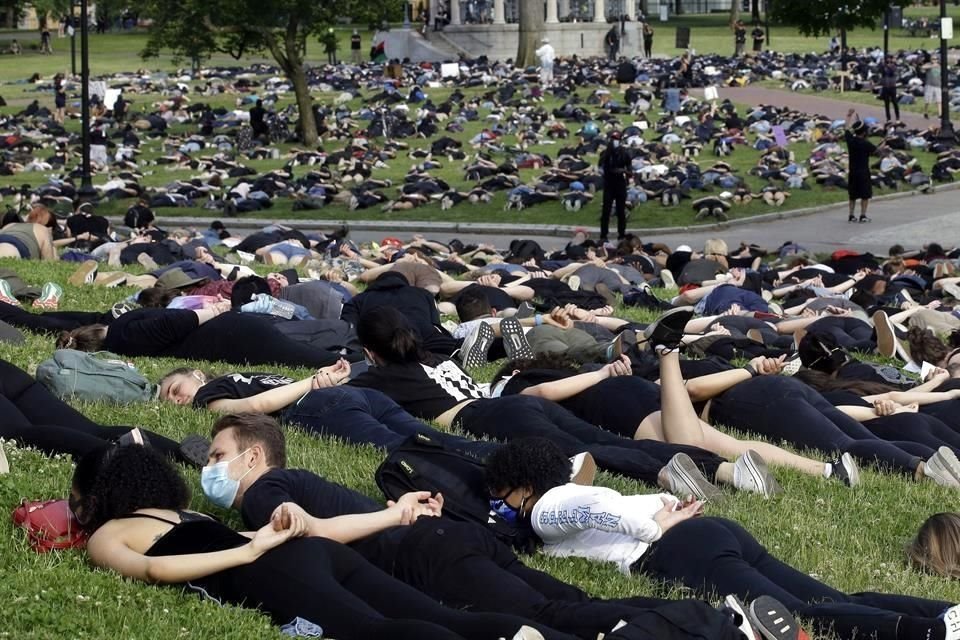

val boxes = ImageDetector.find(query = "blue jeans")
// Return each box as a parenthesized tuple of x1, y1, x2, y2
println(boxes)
(640, 517, 951, 640)
(282, 387, 498, 458)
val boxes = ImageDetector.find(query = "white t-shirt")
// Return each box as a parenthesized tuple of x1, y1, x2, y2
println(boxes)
(536, 44, 555, 64)
(532, 483, 677, 575)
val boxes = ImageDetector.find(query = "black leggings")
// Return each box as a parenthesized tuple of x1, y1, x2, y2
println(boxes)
(0, 300, 111, 335)
(881, 87, 900, 122)
(0, 358, 184, 461)
(552, 375, 662, 438)
(455, 395, 724, 486)
(390, 517, 683, 640)
(806, 316, 876, 353)
(710, 376, 927, 474)
(864, 412, 960, 453)
(640, 518, 951, 640)
(193, 533, 572, 640)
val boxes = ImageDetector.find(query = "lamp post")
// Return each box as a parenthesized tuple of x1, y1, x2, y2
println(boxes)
(69, 2, 76, 76)
(939, 0, 954, 143)
(764, 0, 770, 48)
(882, 8, 889, 58)
(78, 0, 95, 199)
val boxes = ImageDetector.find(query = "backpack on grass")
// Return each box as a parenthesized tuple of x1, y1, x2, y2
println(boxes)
(36, 349, 155, 404)
(375, 434, 538, 553)
(12, 499, 88, 553)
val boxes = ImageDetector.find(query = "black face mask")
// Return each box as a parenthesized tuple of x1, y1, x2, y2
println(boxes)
(68, 494, 89, 526)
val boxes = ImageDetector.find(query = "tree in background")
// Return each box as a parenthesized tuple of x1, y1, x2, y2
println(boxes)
(770, 0, 910, 37)
(139, 0, 404, 146)
(516, 0, 544, 68)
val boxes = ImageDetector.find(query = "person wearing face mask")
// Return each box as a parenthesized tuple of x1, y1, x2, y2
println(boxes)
(199, 412, 749, 640)
(597, 131, 631, 244)
(485, 437, 960, 640)
(69, 444, 560, 640)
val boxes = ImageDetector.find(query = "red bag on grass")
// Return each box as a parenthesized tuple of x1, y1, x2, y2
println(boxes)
(12, 499, 88, 553)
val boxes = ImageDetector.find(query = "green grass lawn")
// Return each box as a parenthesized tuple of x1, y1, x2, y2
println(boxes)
(2, 258, 960, 639)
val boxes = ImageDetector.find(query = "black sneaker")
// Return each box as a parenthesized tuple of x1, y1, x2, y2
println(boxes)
(748, 595, 803, 640)
(642, 307, 695, 350)
(828, 452, 860, 487)
(515, 301, 536, 319)
(459, 322, 495, 369)
(858, 215, 871, 223)
(500, 317, 534, 361)
(847, 215, 857, 223)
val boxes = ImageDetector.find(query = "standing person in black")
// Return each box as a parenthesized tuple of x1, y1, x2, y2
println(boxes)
(112, 91, 127, 123)
(751, 22, 764, 52)
(604, 26, 620, 62)
(844, 109, 878, 224)
(733, 20, 746, 56)
(322, 28, 338, 65)
(350, 29, 362, 64)
(880, 56, 901, 123)
(249, 99, 269, 140)
(642, 22, 654, 58)
(598, 131, 631, 243)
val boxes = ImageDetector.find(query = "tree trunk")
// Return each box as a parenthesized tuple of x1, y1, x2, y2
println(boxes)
(751, 0, 760, 22)
(290, 63, 318, 146)
(263, 22, 319, 147)
(729, 0, 740, 27)
(516, 0, 544, 67)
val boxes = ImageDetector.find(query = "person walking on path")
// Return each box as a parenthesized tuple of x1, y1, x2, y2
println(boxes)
(598, 131, 631, 243)
(733, 20, 746, 56)
(844, 108, 880, 224)
(643, 22, 654, 58)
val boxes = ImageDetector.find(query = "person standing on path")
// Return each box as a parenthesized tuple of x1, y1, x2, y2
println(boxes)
(733, 20, 746, 56)
(643, 22, 654, 58)
(844, 109, 879, 224)
(604, 25, 620, 62)
(922, 54, 942, 121)
(598, 131, 631, 243)
(322, 28, 338, 65)
(880, 56, 900, 123)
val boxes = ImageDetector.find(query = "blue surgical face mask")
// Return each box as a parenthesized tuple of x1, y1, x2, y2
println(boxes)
(489, 495, 526, 524)
(201, 449, 253, 508)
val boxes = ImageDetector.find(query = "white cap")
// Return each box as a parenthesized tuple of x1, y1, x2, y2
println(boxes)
(719, 191, 733, 199)
(542, 37, 550, 43)
(675, 244, 692, 252)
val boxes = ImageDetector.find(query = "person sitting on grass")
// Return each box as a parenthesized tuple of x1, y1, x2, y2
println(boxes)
(68, 444, 558, 640)
(484, 437, 960, 640)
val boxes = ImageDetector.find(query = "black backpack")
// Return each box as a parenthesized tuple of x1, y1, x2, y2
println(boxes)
(607, 600, 746, 640)
(375, 434, 539, 553)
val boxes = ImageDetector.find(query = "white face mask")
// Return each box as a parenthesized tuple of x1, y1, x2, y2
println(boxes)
(612, 140, 621, 148)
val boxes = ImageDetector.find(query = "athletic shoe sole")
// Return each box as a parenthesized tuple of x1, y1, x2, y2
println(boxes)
(569, 452, 597, 486)
(0, 279, 19, 307)
(179, 434, 212, 469)
(736, 450, 783, 498)
(781, 354, 802, 377)
(834, 452, 860, 488)
(872, 310, 896, 359)
(0, 446, 8, 474)
(723, 594, 758, 640)
(643, 306, 695, 350)
(32, 282, 62, 310)
(660, 268, 676, 289)
(928, 446, 960, 487)
(500, 317, 534, 361)
(99, 273, 128, 288)
(749, 595, 802, 640)
(664, 452, 723, 501)
(460, 321, 495, 369)
(67, 260, 98, 287)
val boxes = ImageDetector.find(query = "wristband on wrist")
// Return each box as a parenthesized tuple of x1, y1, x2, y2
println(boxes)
(535, 314, 543, 326)
(743, 364, 758, 377)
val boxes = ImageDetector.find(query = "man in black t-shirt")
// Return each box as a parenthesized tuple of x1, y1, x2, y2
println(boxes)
(751, 24, 764, 52)
(201, 413, 712, 640)
(733, 20, 746, 56)
(350, 29, 362, 64)
(249, 99, 269, 139)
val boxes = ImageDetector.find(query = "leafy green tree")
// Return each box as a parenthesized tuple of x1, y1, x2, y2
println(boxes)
(140, 0, 404, 145)
(770, 0, 910, 37)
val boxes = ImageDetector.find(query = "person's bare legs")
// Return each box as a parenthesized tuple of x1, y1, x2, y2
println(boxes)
(641, 348, 827, 478)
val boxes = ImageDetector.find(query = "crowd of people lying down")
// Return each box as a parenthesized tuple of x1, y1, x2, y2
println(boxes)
(2, 46, 957, 231)
(4, 217, 960, 640)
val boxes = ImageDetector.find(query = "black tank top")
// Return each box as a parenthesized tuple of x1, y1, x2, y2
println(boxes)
(117, 511, 249, 557)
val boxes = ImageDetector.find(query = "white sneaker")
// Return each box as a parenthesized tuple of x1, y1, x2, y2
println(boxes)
(733, 450, 783, 498)
(924, 447, 960, 488)
(659, 453, 723, 501)
(509, 626, 545, 640)
(659, 268, 676, 289)
(942, 603, 960, 640)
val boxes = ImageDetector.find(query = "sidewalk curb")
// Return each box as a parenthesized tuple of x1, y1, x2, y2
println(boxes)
(108, 182, 960, 239)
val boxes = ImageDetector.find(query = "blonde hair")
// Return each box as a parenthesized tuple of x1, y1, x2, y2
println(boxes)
(907, 513, 960, 579)
(703, 238, 728, 257)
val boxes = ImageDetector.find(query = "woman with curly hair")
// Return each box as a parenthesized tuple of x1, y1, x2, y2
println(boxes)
(68, 444, 563, 640)
(484, 436, 960, 640)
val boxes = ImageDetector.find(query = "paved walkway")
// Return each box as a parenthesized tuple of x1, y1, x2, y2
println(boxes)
(143, 185, 960, 255)
(693, 85, 932, 130)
